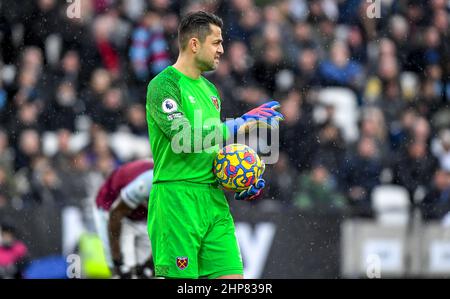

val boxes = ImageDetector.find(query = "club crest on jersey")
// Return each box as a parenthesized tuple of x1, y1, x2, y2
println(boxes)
(211, 96, 220, 111)
(176, 257, 188, 270)
(162, 99, 178, 113)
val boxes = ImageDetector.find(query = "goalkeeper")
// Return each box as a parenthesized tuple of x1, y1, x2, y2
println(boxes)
(146, 11, 283, 279)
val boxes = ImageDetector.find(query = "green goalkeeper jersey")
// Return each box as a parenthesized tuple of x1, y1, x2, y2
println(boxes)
(146, 66, 229, 184)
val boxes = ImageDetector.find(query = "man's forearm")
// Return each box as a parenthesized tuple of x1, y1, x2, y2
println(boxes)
(108, 212, 123, 262)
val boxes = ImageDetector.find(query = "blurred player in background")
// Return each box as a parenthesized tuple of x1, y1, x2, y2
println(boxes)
(94, 159, 154, 279)
(146, 11, 283, 279)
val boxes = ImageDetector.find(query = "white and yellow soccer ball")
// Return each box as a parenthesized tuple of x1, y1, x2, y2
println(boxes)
(213, 144, 265, 192)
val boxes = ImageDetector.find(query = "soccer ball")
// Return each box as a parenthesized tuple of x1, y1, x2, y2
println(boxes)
(213, 144, 265, 192)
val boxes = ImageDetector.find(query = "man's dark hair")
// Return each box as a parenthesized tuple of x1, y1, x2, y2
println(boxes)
(178, 11, 223, 50)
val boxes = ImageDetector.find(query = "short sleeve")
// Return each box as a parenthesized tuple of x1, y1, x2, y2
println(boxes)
(146, 76, 189, 139)
(120, 170, 153, 209)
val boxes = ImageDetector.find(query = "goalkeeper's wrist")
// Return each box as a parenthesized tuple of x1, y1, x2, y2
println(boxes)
(224, 118, 245, 136)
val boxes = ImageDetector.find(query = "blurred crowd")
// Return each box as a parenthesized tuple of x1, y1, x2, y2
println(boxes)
(0, 0, 449, 277)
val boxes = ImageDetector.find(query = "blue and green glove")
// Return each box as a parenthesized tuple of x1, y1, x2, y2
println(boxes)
(234, 161, 266, 201)
(226, 101, 283, 201)
(225, 101, 284, 135)
(234, 178, 266, 201)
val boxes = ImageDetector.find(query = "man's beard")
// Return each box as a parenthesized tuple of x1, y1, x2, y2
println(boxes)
(196, 57, 216, 72)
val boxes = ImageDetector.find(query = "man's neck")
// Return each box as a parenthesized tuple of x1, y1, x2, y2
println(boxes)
(172, 56, 202, 79)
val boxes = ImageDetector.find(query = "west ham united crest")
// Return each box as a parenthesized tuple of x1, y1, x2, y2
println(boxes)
(211, 96, 220, 111)
(176, 257, 188, 270)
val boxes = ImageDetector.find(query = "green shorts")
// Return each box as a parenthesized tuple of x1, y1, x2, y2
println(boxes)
(147, 181, 243, 278)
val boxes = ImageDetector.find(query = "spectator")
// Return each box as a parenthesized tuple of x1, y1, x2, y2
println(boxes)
(416, 64, 445, 118)
(23, 0, 61, 52)
(227, 41, 254, 85)
(83, 126, 121, 168)
(279, 89, 317, 172)
(264, 152, 297, 205)
(313, 123, 346, 177)
(92, 15, 122, 78)
(125, 104, 148, 137)
(423, 26, 442, 69)
(375, 80, 405, 128)
(294, 46, 321, 89)
(347, 26, 367, 64)
(14, 129, 41, 171)
(8, 102, 42, 148)
(432, 129, 450, 172)
(318, 40, 364, 91)
(161, 12, 181, 62)
(388, 15, 410, 70)
(432, 8, 449, 36)
(393, 140, 439, 198)
(28, 158, 67, 206)
(287, 22, 319, 66)
(253, 44, 286, 95)
(50, 50, 83, 92)
(222, 0, 261, 46)
(294, 163, 347, 214)
(0, 223, 28, 279)
(52, 129, 74, 173)
(91, 87, 125, 132)
(359, 107, 390, 159)
(340, 137, 383, 217)
(12, 70, 40, 107)
(420, 168, 450, 221)
(58, 151, 91, 209)
(81, 68, 112, 117)
(129, 10, 170, 82)
(376, 54, 399, 90)
(39, 81, 80, 132)
(411, 116, 432, 145)
(0, 164, 16, 202)
(389, 107, 418, 152)
(0, 128, 15, 170)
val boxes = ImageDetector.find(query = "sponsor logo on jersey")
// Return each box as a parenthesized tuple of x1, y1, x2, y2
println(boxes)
(211, 96, 220, 111)
(167, 112, 183, 120)
(162, 99, 178, 113)
(176, 257, 188, 270)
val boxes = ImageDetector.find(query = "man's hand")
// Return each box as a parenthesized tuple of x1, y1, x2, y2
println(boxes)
(234, 159, 266, 201)
(225, 101, 284, 135)
(234, 178, 266, 201)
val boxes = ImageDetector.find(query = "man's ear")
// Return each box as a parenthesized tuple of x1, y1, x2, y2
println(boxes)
(190, 37, 200, 53)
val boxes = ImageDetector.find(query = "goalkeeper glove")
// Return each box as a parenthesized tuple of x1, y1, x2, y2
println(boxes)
(235, 178, 266, 201)
(235, 159, 266, 201)
(225, 101, 284, 135)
